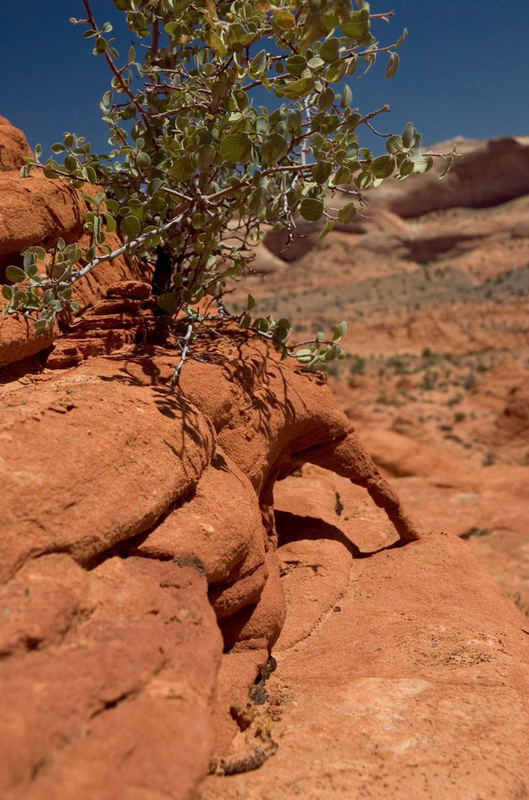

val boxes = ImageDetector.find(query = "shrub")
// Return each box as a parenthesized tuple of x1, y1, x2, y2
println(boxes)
(2, 0, 452, 382)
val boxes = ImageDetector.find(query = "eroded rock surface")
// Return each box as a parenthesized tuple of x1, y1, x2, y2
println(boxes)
(2, 118, 529, 800)
(0, 327, 424, 799)
(202, 531, 529, 800)
(0, 116, 32, 171)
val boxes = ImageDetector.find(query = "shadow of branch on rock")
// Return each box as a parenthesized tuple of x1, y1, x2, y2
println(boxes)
(275, 510, 406, 559)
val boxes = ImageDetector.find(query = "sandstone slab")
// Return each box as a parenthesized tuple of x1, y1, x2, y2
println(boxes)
(201, 534, 529, 800)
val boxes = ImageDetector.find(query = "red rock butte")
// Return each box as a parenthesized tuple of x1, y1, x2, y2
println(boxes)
(1, 117, 529, 800)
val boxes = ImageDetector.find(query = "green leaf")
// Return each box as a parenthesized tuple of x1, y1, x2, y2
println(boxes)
(94, 37, 108, 55)
(299, 198, 324, 222)
(340, 85, 353, 108)
(319, 220, 334, 239)
(136, 151, 151, 169)
(147, 178, 164, 196)
(121, 215, 141, 239)
(300, 11, 325, 48)
(282, 77, 314, 100)
(307, 56, 324, 69)
(157, 292, 180, 315)
(34, 143, 42, 159)
(341, 9, 370, 40)
(81, 193, 98, 208)
(285, 55, 307, 75)
(399, 158, 414, 178)
(338, 202, 357, 224)
(192, 213, 205, 230)
(370, 155, 395, 179)
(220, 133, 252, 163)
(412, 155, 434, 174)
(385, 52, 399, 80)
(197, 144, 216, 170)
(205, 29, 228, 55)
(409, 131, 423, 158)
(34, 320, 50, 335)
(83, 165, 97, 183)
(385, 135, 403, 154)
(346, 55, 359, 77)
(396, 28, 408, 48)
(296, 347, 315, 362)
(250, 49, 267, 74)
(171, 156, 196, 180)
(2, 285, 13, 301)
(333, 165, 352, 185)
(332, 321, 347, 340)
(164, 21, 180, 36)
(254, 316, 271, 332)
(273, 8, 295, 30)
(23, 251, 35, 269)
(287, 110, 302, 136)
(103, 212, 117, 232)
(325, 60, 347, 83)
(320, 38, 340, 64)
(260, 133, 288, 166)
(27, 246, 46, 261)
(354, 171, 373, 190)
(6, 266, 26, 283)
(25, 291, 40, 309)
(312, 161, 333, 184)
(402, 122, 416, 149)
(318, 87, 335, 111)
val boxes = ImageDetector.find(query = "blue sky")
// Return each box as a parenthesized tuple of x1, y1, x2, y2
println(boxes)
(1, 1, 528, 157)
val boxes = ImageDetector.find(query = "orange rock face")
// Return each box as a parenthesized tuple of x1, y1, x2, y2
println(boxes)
(0, 326, 427, 797)
(0, 116, 32, 171)
(2, 118, 529, 799)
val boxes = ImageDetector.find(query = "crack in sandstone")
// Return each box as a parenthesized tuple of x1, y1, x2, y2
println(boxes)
(278, 560, 360, 657)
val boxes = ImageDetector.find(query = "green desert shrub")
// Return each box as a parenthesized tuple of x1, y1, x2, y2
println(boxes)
(2, 0, 452, 382)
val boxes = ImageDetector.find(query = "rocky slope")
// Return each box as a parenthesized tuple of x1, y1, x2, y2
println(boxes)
(1, 118, 529, 799)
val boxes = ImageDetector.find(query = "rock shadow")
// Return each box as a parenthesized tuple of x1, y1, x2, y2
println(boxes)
(275, 510, 406, 559)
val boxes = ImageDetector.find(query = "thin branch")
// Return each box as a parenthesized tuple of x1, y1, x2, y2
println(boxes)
(69, 212, 187, 285)
(168, 322, 193, 388)
(364, 119, 391, 138)
(359, 104, 390, 127)
(81, 0, 151, 130)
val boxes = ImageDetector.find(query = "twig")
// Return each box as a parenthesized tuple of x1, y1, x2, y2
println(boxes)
(81, 0, 151, 130)
(168, 322, 193, 388)
(364, 119, 391, 138)
(68, 212, 187, 286)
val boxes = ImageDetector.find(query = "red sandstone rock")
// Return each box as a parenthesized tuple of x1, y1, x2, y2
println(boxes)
(0, 373, 214, 582)
(0, 312, 57, 368)
(0, 554, 222, 800)
(0, 116, 32, 171)
(487, 384, 529, 464)
(202, 534, 529, 800)
(367, 135, 529, 217)
(0, 172, 85, 256)
(2, 117, 529, 800)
